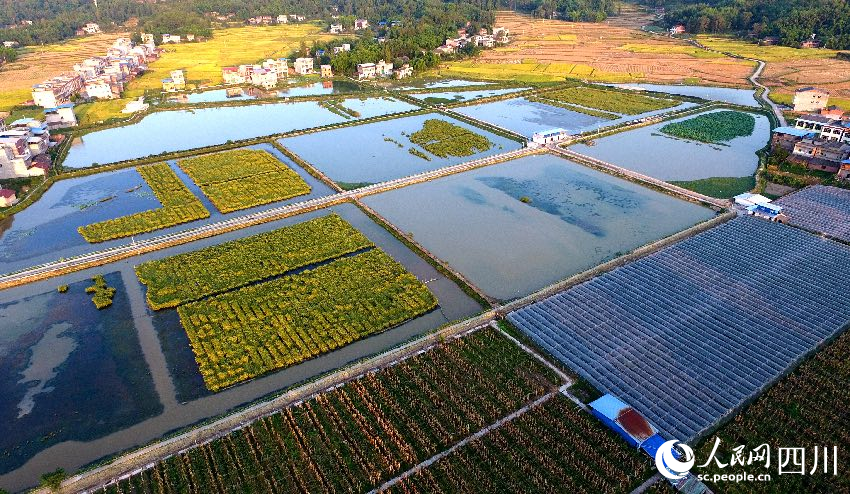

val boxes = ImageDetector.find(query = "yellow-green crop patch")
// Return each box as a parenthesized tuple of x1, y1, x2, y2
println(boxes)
(135, 214, 373, 310)
(543, 87, 680, 115)
(178, 248, 437, 391)
(409, 119, 492, 158)
(178, 149, 311, 213)
(78, 163, 209, 243)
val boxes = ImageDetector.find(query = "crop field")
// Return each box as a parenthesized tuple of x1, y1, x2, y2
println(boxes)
(136, 214, 372, 309)
(775, 185, 850, 243)
(87, 328, 652, 494)
(179, 249, 437, 391)
(435, 11, 754, 85)
(387, 395, 650, 493)
(525, 95, 619, 119)
(694, 329, 850, 493)
(509, 217, 850, 441)
(660, 110, 755, 143)
(669, 176, 756, 199)
(178, 149, 311, 213)
(539, 86, 679, 115)
(409, 119, 492, 158)
(78, 163, 209, 243)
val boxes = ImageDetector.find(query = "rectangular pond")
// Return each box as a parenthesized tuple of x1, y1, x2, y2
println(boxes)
(0, 143, 335, 274)
(610, 83, 759, 107)
(454, 97, 609, 137)
(363, 153, 716, 301)
(401, 79, 493, 90)
(279, 112, 522, 186)
(409, 87, 530, 103)
(0, 272, 161, 475)
(570, 109, 771, 181)
(62, 97, 418, 169)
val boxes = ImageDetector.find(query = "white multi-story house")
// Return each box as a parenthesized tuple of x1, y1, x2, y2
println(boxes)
(375, 59, 393, 77)
(394, 64, 413, 79)
(250, 68, 278, 89)
(85, 77, 118, 99)
(82, 23, 101, 34)
(330, 24, 343, 34)
(293, 58, 314, 75)
(43, 103, 78, 129)
(356, 63, 376, 79)
(354, 19, 369, 30)
(161, 34, 182, 44)
(31, 73, 84, 108)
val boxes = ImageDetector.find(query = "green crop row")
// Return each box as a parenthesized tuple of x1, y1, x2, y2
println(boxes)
(409, 119, 492, 158)
(543, 87, 679, 115)
(77, 163, 209, 243)
(660, 110, 755, 143)
(526, 95, 620, 120)
(135, 214, 373, 310)
(178, 149, 311, 213)
(178, 248, 437, 391)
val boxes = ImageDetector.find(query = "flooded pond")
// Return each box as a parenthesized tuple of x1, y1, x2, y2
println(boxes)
(571, 109, 771, 181)
(401, 79, 493, 90)
(0, 144, 334, 274)
(409, 87, 529, 103)
(610, 83, 759, 107)
(0, 203, 481, 491)
(176, 81, 362, 103)
(454, 97, 609, 137)
(0, 272, 161, 474)
(62, 97, 418, 169)
(363, 153, 715, 301)
(279, 113, 522, 185)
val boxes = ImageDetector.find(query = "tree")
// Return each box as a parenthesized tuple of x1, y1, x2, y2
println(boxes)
(39, 468, 66, 492)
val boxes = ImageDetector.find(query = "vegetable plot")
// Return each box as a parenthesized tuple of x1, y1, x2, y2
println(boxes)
(78, 163, 209, 243)
(660, 110, 755, 143)
(178, 249, 438, 391)
(135, 214, 373, 310)
(408, 119, 492, 158)
(93, 328, 570, 493)
(178, 149, 311, 213)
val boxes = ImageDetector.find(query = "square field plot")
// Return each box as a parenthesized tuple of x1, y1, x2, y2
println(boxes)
(178, 149, 310, 213)
(278, 113, 521, 187)
(776, 185, 850, 243)
(508, 217, 850, 441)
(363, 153, 715, 301)
(454, 97, 609, 137)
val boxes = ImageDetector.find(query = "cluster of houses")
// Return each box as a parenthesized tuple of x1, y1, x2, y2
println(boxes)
(771, 88, 850, 180)
(161, 70, 186, 92)
(246, 14, 305, 25)
(221, 58, 333, 89)
(0, 114, 54, 182)
(76, 22, 102, 36)
(435, 27, 510, 55)
(356, 60, 412, 80)
(32, 37, 159, 109)
(329, 19, 370, 34)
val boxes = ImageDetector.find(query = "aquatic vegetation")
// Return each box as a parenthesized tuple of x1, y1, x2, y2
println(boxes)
(408, 147, 431, 161)
(178, 149, 311, 213)
(57, 285, 68, 293)
(660, 110, 756, 143)
(135, 214, 373, 310)
(85, 274, 116, 309)
(543, 87, 679, 115)
(77, 163, 209, 243)
(178, 249, 437, 391)
(408, 119, 492, 158)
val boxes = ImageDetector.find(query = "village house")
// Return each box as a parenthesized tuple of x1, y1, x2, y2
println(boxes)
(771, 126, 816, 151)
(250, 68, 278, 89)
(758, 36, 779, 46)
(222, 66, 246, 85)
(84, 76, 119, 99)
(248, 16, 273, 25)
(262, 58, 288, 76)
(2, 41, 19, 48)
(670, 25, 685, 35)
(474, 34, 495, 48)
(82, 23, 101, 34)
(0, 189, 18, 207)
(793, 87, 829, 112)
(161, 70, 185, 92)
(801, 39, 822, 48)
(790, 138, 850, 172)
(354, 19, 369, 30)
(376, 59, 393, 77)
(356, 63, 377, 79)
(839, 160, 850, 180)
(0, 120, 51, 179)
(289, 14, 305, 22)
(332, 44, 351, 54)
(43, 104, 78, 129)
(31, 73, 84, 108)
(393, 64, 413, 79)
(320, 65, 333, 78)
(186, 34, 196, 42)
(820, 106, 845, 119)
(330, 24, 343, 34)
(276, 15, 288, 24)
(293, 58, 314, 75)
(161, 34, 181, 44)
(141, 33, 156, 45)
(794, 113, 850, 143)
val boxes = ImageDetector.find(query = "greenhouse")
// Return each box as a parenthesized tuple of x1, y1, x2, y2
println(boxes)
(776, 185, 850, 243)
(508, 216, 850, 441)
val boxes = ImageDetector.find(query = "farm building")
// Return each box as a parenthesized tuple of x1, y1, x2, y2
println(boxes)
(589, 394, 657, 447)
(733, 192, 772, 208)
(531, 128, 569, 145)
(746, 202, 786, 222)
(43, 103, 77, 129)
(771, 126, 816, 151)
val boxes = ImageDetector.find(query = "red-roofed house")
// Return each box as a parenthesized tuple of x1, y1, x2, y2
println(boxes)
(0, 188, 18, 207)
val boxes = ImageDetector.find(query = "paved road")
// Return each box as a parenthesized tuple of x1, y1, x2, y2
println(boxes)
(0, 147, 539, 289)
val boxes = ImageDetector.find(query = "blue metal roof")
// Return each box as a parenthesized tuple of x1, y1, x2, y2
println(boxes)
(589, 394, 628, 420)
(773, 126, 815, 137)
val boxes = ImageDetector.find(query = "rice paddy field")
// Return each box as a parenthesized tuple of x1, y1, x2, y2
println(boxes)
(508, 216, 850, 441)
(435, 11, 754, 86)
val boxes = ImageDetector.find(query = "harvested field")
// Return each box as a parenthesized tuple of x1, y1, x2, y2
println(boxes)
(509, 216, 850, 441)
(437, 11, 754, 85)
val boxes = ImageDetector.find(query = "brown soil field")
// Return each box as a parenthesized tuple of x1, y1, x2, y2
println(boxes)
(439, 11, 754, 86)
(763, 58, 850, 103)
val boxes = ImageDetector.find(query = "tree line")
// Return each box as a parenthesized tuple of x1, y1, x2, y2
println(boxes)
(659, 0, 850, 49)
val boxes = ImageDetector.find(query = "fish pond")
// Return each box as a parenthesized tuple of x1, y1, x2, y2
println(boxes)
(62, 97, 418, 169)
(401, 79, 493, 90)
(610, 83, 759, 107)
(409, 87, 530, 103)
(279, 113, 522, 186)
(363, 153, 715, 301)
(0, 272, 161, 475)
(571, 109, 771, 181)
(0, 144, 334, 274)
(455, 97, 608, 137)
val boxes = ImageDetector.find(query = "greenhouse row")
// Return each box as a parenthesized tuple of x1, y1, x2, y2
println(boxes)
(508, 216, 850, 441)
(776, 185, 850, 243)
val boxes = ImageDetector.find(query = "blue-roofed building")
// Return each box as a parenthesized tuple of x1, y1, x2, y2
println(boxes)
(746, 202, 787, 222)
(589, 394, 658, 448)
(771, 125, 817, 151)
(531, 128, 569, 145)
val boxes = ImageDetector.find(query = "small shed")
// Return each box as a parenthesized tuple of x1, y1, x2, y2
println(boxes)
(589, 394, 657, 448)
(733, 192, 772, 208)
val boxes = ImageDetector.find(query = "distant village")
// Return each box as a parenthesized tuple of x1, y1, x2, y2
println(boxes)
(771, 87, 850, 180)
